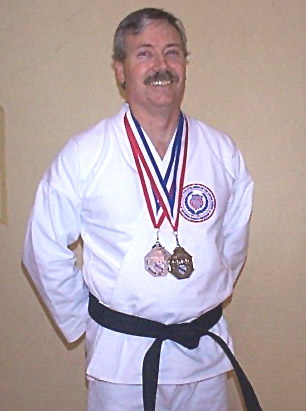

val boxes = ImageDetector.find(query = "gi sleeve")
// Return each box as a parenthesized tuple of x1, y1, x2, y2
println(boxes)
(23, 139, 88, 343)
(222, 150, 254, 283)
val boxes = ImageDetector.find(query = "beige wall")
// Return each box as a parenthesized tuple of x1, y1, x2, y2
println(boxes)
(1, 1, 305, 410)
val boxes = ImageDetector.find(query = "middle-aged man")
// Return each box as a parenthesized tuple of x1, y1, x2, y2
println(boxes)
(23, 8, 261, 411)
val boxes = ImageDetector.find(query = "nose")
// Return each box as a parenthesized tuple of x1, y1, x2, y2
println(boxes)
(153, 52, 168, 71)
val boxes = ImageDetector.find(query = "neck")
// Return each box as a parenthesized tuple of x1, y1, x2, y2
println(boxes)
(129, 104, 181, 159)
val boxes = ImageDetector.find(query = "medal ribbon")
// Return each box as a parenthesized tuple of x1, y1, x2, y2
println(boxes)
(124, 111, 188, 232)
(132, 111, 183, 216)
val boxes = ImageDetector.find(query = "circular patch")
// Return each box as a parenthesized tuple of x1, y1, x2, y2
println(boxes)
(180, 183, 216, 223)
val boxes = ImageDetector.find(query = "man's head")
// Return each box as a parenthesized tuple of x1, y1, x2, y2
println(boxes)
(113, 8, 188, 116)
(113, 8, 188, 63)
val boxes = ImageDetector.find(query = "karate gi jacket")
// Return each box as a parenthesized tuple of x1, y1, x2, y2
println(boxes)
(23, 103, 254, 384)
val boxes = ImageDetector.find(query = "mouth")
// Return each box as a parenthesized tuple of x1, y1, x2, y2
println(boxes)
(150, 80, 173, 87)
(144, 71, 179, 87)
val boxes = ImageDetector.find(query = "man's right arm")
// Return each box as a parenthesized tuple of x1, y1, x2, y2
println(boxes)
(23, 139, 88, 343)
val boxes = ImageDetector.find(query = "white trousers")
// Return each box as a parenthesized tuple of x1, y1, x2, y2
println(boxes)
(87, 373, 229, 411)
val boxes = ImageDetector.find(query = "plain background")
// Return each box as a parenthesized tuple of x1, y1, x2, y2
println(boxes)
(1, 1, 305, 410)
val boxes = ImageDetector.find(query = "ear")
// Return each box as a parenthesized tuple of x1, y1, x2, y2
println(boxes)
(114, 61, 125, 86)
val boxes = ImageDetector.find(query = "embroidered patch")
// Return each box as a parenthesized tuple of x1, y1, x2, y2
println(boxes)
(180, 184, 216, 223)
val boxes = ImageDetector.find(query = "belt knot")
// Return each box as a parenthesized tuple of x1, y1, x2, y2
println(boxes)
(158, 322, 203, 349)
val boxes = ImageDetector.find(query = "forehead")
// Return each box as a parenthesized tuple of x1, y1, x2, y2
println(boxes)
(124, 21, 183, 50)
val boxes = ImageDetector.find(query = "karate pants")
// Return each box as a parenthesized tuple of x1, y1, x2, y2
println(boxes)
(87, 373, 228, 411)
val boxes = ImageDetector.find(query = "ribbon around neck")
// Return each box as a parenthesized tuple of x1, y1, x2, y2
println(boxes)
(124, 110, 188, 232)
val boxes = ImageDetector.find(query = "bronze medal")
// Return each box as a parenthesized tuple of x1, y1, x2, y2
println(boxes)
(169, 246, 194, 280)
(144, 242, 171, 277)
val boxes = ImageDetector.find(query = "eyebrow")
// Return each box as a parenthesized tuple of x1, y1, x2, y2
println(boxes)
(136, 43, 182, 49)
(165, 43, 182, 48)
(136, 43, 153, 49)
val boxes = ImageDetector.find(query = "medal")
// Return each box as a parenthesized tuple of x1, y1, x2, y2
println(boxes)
(125, 110, 194, 279)
(144, 230, 171, 277)
(144, 241, 171, 277)
(169, 233, 194, 279)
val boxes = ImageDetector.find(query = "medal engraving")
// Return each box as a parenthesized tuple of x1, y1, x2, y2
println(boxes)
(144, 243, 171, 277)
(169, 246, 194, 279)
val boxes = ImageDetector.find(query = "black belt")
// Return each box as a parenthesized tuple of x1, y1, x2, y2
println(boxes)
(88, 293, 261, 411)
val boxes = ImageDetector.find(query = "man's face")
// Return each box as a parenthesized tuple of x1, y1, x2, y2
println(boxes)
(114, 21, 186, 114)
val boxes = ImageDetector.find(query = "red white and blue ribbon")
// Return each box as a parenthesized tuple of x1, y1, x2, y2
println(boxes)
(124, 109, 188, 233)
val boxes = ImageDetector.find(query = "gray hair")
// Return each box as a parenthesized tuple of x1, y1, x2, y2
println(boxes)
(113, 8, 188, 62)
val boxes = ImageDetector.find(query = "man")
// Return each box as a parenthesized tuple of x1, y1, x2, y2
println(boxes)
(23, 8, 260, 411)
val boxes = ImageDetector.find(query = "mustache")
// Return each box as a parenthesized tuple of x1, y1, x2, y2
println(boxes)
(143, 70, 179, 85)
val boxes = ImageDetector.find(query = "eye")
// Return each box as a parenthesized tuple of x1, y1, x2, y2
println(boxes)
(137, 49, 151, 58)
(166, 49, 180, 56)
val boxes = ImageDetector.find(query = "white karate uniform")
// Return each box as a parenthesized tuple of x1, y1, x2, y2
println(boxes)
(87, 374, 228, 411)
(23, 103, 253, 405)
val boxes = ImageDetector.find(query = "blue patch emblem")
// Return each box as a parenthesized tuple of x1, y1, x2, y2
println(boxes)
(180, 184, 216, 223)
